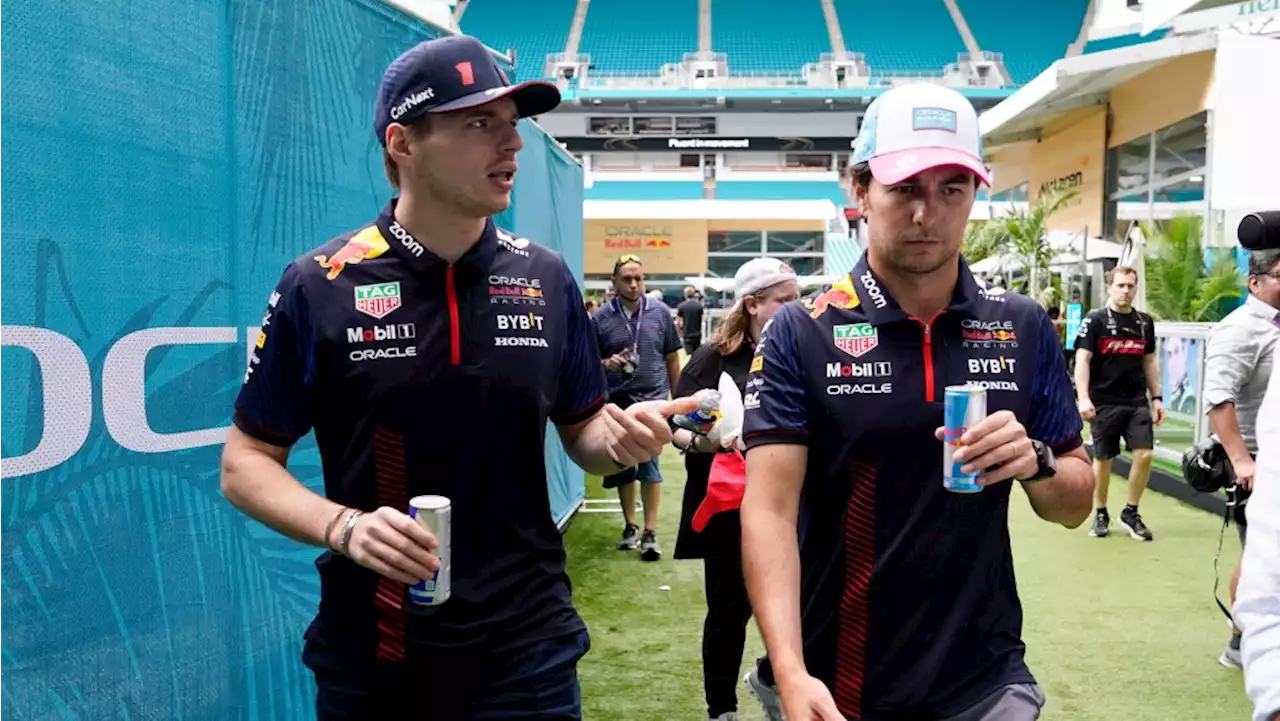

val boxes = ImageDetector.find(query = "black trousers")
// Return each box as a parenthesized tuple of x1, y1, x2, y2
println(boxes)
(702, 511, 754, 717)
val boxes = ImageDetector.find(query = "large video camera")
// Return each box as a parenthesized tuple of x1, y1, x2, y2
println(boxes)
(1238, 210, 1280, 251)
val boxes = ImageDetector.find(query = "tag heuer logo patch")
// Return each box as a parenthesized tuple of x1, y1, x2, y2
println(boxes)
(354, 282, 402, 319)
(834, 323, 878, 358)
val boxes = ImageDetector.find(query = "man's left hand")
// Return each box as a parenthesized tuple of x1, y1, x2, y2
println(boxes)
(602, 397, 701, 467)
(934, 410, 1038, 486)
(1151, 399, 1166, 426)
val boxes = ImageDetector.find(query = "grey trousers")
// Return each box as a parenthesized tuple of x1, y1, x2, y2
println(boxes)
(942, 683, 1045, 721)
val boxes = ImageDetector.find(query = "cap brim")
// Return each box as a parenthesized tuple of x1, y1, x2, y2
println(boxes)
(869, 148, 992, 186)
(428, 80, 562, 118)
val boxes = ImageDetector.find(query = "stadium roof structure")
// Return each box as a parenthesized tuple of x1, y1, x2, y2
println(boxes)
(978, 30, 1219, 147)
(1137, 0, 1241, 34)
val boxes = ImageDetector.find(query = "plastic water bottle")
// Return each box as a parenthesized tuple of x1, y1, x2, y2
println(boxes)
(673, 389, 721, 435)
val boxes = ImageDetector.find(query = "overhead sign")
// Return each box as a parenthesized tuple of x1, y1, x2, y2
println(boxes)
(585, 219, 708, 274)
(562, 136, 859, 152)
(1027, 107, 1105, 234)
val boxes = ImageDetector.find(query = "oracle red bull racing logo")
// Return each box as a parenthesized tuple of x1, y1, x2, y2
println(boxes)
(314, 226, 389, 280)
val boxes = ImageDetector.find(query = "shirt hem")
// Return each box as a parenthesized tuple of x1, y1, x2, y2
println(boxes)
(743, 429, 810, 450)
(233, 413, 302, 448)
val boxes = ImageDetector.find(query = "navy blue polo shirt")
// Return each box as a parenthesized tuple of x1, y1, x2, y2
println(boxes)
(593, 295, 682, 404)
(743, 255, 1081, 719)
(233, 199, 607, 664)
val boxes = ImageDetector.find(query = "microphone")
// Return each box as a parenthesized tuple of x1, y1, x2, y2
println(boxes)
(1238, 211, 1280, 251)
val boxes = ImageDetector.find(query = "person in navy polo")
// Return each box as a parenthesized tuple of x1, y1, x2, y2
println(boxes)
(739, 84, 1094, 721)
(219, 35, 696, 720)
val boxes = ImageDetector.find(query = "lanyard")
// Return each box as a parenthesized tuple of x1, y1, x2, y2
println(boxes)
(614, 296, 645, 354)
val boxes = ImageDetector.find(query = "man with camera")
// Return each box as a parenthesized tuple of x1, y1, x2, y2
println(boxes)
(595, 255, 684, 560)
(1204, 249, 1280, 667)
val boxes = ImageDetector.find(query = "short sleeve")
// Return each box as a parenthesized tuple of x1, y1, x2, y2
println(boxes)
(551, 265, 608, 426)
(743, 304, 809, 448)
(675, 344, 721, 399)
(662, 307, 682, 355)
(1027, 311, 1084, 455)
(1074, 313, 1098, 353)
(1202, 320, 1253, 410)
(1144, 313, 1157, 354)
(233, 263, 315, 447)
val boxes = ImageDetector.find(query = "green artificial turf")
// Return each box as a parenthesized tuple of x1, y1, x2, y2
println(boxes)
(565, 449, 1251, 721)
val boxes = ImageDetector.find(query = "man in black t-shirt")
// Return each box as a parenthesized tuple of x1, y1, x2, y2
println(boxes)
(677, 286, 706, 355)
(1074, 266, 1165, 541)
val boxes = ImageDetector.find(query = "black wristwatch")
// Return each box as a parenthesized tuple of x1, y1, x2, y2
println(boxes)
(1019, 439, 1057, 484)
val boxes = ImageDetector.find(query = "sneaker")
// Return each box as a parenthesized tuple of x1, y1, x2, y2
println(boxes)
(1119, 508, 1153, 541)
(1220, 633, 1243, 668)
(744, 665, 785, 721)
(1089, 509, 1110, 538)
(617, 523, 641, 550)
(640, 530, 661, 561)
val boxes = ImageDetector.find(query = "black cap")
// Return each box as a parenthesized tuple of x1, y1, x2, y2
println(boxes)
(374, 34, 561, 146)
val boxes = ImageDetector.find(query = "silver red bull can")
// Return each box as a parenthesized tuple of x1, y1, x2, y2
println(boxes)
(943, 384, 987, 494)
(408, 495, 451, 605)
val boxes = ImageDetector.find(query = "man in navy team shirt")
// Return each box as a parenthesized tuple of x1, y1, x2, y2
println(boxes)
(740, 84, 1094, 721)
(219, 35, 695, 719)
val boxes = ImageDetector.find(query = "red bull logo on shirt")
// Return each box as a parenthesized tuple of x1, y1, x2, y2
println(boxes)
(807, 275, 861, 319)
(315, 226, 390, 280)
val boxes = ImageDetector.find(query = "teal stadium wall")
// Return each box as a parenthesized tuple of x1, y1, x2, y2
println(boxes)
(0, 1, 585, 717)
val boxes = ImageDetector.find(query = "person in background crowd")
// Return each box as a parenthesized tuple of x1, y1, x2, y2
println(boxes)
(673, 259, 798, 721)
(678, 285, 707, 355)
(1074, 266, 1164, 541)
(594, 255, 684, 561)
(1205, 249, 1280, 667)
(584, 298, 598, 315)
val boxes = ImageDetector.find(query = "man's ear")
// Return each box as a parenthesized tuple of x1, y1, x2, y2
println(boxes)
(854, 182, 871, 218)
(385, 124, 413, 164)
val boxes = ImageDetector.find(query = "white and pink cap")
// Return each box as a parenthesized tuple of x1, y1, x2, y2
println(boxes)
(851, 84, 992, 186)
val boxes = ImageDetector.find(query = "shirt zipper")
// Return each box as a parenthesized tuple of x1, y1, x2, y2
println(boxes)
(911, 311, 945, 402)
(446, 266, 461, 366)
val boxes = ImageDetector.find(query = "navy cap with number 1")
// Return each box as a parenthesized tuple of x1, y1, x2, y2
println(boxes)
(374, 34, 562, 146)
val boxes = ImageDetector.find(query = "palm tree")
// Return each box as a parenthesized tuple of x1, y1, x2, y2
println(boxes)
(965, 190, 1076, 308)
(1142, 214, 1243, 321)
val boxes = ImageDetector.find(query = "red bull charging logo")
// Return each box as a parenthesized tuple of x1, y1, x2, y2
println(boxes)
(315, 226, 390, 280)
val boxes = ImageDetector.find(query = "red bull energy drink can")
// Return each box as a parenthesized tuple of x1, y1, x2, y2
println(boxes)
(943, 384, 987, 493)
(408, 495, 451, 606)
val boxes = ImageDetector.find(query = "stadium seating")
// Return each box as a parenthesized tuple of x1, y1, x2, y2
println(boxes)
(463, 0, 575, 81)
(579, 0, 699, 74)
(1082, 28, 1168, 54)
(712, 0, 830, 72)
(958, 0, 1089, 84)
(715, 181, 847, 205)
(585, 181, 706, 200)
(834, 0, 967, 73)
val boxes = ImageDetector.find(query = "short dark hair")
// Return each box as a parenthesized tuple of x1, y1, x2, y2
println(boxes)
(1107, 265, 1139, 285)
(1248, 249, 1280, 276)
(383, 116, 432, 190)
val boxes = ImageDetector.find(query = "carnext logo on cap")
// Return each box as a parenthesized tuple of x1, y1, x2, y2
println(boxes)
(913, 107, 957, 132)
(390, 88, 435, 120)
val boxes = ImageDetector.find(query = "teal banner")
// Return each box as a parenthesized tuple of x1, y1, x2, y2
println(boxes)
(1, 1, 583, 718)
